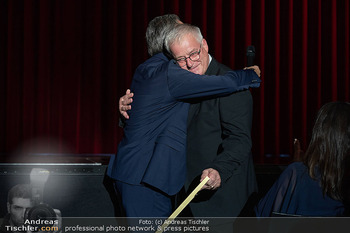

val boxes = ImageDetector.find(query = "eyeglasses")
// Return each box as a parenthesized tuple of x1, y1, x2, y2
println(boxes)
(175, 44, 202, 67)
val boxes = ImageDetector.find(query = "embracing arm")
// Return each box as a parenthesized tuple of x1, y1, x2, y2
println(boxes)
(118, 64, 261, 119)
(167, 62, 261, 100)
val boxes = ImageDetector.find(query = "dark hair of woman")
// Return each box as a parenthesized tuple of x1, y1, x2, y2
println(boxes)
(303, 102, 350, 201)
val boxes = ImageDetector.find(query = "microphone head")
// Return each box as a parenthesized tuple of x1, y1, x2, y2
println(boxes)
(246, 45, 255, 66)
(246, 45, 255, 57)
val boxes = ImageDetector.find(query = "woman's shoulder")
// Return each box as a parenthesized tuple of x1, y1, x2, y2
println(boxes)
(277, 162, 308, 182)
(285, 161, 307, 172)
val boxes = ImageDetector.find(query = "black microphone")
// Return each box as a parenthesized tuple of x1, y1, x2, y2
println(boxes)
(246, 45, 255, 66)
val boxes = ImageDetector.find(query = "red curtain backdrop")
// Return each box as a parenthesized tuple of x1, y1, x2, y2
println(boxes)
(1, 0, 349, 163)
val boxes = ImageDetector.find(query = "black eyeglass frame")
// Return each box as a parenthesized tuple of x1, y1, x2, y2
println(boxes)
(175, 44, 202, 67)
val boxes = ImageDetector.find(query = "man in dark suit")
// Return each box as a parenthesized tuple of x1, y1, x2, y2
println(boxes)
(108, 17, 261, 217)
(165, 22, 258, 217)
(120, 18, 259, 218)
(185, 60, 258, 217)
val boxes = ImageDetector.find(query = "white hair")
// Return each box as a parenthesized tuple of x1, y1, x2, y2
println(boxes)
(164, 23, 203, 56)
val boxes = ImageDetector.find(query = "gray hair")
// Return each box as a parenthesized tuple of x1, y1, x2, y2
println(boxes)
(164, 23, 203, 56)
(145, 14, 180, 56)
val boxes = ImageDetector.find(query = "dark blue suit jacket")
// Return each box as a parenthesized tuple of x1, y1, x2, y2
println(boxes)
(108, 53, 260, 195)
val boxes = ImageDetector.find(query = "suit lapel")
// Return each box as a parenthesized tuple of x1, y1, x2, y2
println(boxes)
(206, 58, 221, 75)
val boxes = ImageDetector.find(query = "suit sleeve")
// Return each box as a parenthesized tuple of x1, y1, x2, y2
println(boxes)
(208, 90, 253, 183)
(166, 61, 260, 100)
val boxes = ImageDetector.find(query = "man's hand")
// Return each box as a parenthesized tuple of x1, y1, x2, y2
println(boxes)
(200, 168, 221, 190)
(119, 89, 134, 119)
(244, 65, 261, 77)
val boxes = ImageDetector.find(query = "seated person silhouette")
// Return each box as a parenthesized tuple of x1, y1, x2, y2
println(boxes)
(255, 101, 350, 217)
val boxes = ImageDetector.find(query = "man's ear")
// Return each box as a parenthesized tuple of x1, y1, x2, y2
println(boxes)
(7, 202, 10, 213)
(202, 38, 209, 52)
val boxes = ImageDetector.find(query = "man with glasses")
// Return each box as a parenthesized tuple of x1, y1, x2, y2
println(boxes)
(172, 44, 203, 72)
(165, 23, 258, 217)
(120, 22, 259, 217)
(108, 15, 261, 217)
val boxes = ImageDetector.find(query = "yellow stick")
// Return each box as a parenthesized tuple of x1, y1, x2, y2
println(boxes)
(155, 176, 210, 233)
